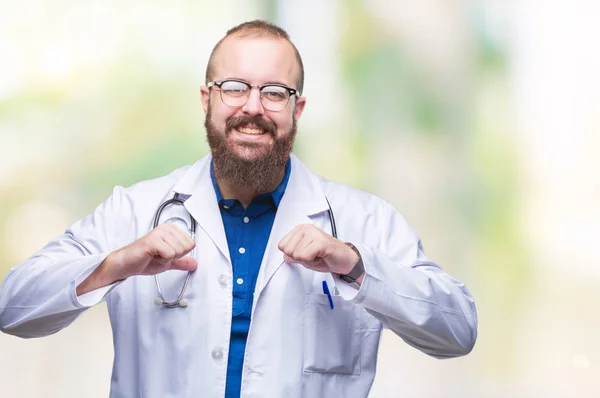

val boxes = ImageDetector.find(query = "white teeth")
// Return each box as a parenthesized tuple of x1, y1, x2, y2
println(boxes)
(238, 127, 265, 135)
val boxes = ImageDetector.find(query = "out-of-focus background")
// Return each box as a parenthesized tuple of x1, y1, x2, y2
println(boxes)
(1, 0, 599, 397)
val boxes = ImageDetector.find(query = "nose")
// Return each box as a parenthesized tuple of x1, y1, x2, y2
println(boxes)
(241, 87, 264, 116)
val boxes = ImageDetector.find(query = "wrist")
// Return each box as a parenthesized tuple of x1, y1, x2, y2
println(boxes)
(75, 253, 126, 297)
(102, 250, 128, 281)
(338, 242, 365, 285)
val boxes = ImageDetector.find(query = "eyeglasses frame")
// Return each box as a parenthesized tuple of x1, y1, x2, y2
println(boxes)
(206, 79, 299, 111)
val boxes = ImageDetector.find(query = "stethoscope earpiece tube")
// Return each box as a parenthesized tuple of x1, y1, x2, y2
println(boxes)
(325, 197, 337, 239)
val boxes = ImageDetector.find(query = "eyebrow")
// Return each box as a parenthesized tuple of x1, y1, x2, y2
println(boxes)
(223, 77, 292, 87)
(262, 80, 291, 87)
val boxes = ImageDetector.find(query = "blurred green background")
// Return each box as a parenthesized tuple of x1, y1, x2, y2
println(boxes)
(1, 1, 599, 397)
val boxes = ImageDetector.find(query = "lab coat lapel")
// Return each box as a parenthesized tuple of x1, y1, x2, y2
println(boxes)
(173, 155, 231, 264)
(254, 201, 311, 299)
(253, 154, 329, 301)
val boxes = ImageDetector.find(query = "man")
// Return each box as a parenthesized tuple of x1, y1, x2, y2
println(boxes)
(0, 20, 477, 398)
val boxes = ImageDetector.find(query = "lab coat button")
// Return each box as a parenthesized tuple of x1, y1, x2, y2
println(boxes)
(218, 274, 228, 287)
(211, 348, 224, 360)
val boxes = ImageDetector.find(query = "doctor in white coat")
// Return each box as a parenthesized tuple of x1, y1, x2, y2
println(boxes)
(0, 20, 477, 398)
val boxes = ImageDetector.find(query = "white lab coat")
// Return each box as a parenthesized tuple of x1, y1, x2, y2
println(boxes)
(0, 153, 477, 398)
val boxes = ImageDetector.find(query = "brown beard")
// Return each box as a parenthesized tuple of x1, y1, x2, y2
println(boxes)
(205, 105, 297, 196)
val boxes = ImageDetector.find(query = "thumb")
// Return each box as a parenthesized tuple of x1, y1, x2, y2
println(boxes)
(171, 256, 198, 272)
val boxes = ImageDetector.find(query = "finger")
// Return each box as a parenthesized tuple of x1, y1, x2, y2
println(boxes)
(295, 242, 332, 272)
(159, 235, 185, 260)
(150, 239, 177, 265)
(166, 223, 195, 246)
(155, 224, 193, 248)
(160, 224, 196, 259)
(277, 225, 297, 251)
(171, 256, 198, 272)
(279, 226, 309, 257)
(284, 253, 329, 273)
(162, 225, 195, 256)
(291, 238, 318, 263)
(278, 224, 310, 251)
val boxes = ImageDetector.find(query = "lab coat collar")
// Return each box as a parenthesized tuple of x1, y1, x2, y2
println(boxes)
(171, 153, 330, 288)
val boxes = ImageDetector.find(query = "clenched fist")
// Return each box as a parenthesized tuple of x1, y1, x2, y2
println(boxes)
(77, 224, 197, 296)
(109, 224, 197, 279)
(278, 224, 360, 276)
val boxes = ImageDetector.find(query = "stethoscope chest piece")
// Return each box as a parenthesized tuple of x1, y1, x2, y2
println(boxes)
(154, 296, 189, 308)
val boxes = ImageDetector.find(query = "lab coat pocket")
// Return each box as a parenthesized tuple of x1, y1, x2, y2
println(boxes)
(303, 293, 361, 375)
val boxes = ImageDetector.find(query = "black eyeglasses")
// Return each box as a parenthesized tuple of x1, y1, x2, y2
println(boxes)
(207, 79, 298, 112)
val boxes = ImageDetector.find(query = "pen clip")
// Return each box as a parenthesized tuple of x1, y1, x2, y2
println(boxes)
(322, 280, 334, 310)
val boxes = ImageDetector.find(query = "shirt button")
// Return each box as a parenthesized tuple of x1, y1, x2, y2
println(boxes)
(243, 216, 250, 223)
(236, 278, 244, 285)
(211, 348, 224, 361)
(239, 247, 246, 254)
(223, 205, 230, 209)
(218, 274, 228, 287)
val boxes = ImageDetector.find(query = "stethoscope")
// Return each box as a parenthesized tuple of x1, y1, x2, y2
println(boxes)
(152, 193, 196, 308)
(152, 193, 337, 308)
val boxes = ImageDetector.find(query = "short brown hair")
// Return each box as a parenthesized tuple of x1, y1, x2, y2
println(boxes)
(205, 20, 305, 95)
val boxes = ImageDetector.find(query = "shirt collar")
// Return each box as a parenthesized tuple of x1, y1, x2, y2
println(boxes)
(209, 157, 292, 208)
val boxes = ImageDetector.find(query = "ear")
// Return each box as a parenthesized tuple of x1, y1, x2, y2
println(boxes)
(200, 86, 210, 113)
(293, 96, 306, 121)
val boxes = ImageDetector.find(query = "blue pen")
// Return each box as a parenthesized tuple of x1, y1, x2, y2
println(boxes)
(322, 280, 334, 310)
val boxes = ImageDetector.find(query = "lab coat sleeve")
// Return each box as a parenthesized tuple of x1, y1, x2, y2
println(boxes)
(0, 186, 132, 338)
(332, 200, 478, 359)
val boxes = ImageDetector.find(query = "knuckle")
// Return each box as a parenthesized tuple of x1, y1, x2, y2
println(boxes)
(142, 237, 155, 252)
(293, 250, 309, 262)
(162, 247, 175, 260)
(178, 244, 188, 256)
(154, 224, 168, 233)
(152, 255, 168, 265)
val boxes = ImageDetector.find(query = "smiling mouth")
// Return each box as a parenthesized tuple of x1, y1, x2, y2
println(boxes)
(236, 126, 266, 135)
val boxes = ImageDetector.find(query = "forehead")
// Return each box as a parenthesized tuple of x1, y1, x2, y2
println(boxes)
(212, 36, 299, 87)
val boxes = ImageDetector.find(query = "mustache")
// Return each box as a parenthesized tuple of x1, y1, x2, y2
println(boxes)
(226, 115, 277, 136)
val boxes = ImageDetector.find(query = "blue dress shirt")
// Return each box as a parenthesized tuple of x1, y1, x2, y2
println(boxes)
(210, 159, 291, 398)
